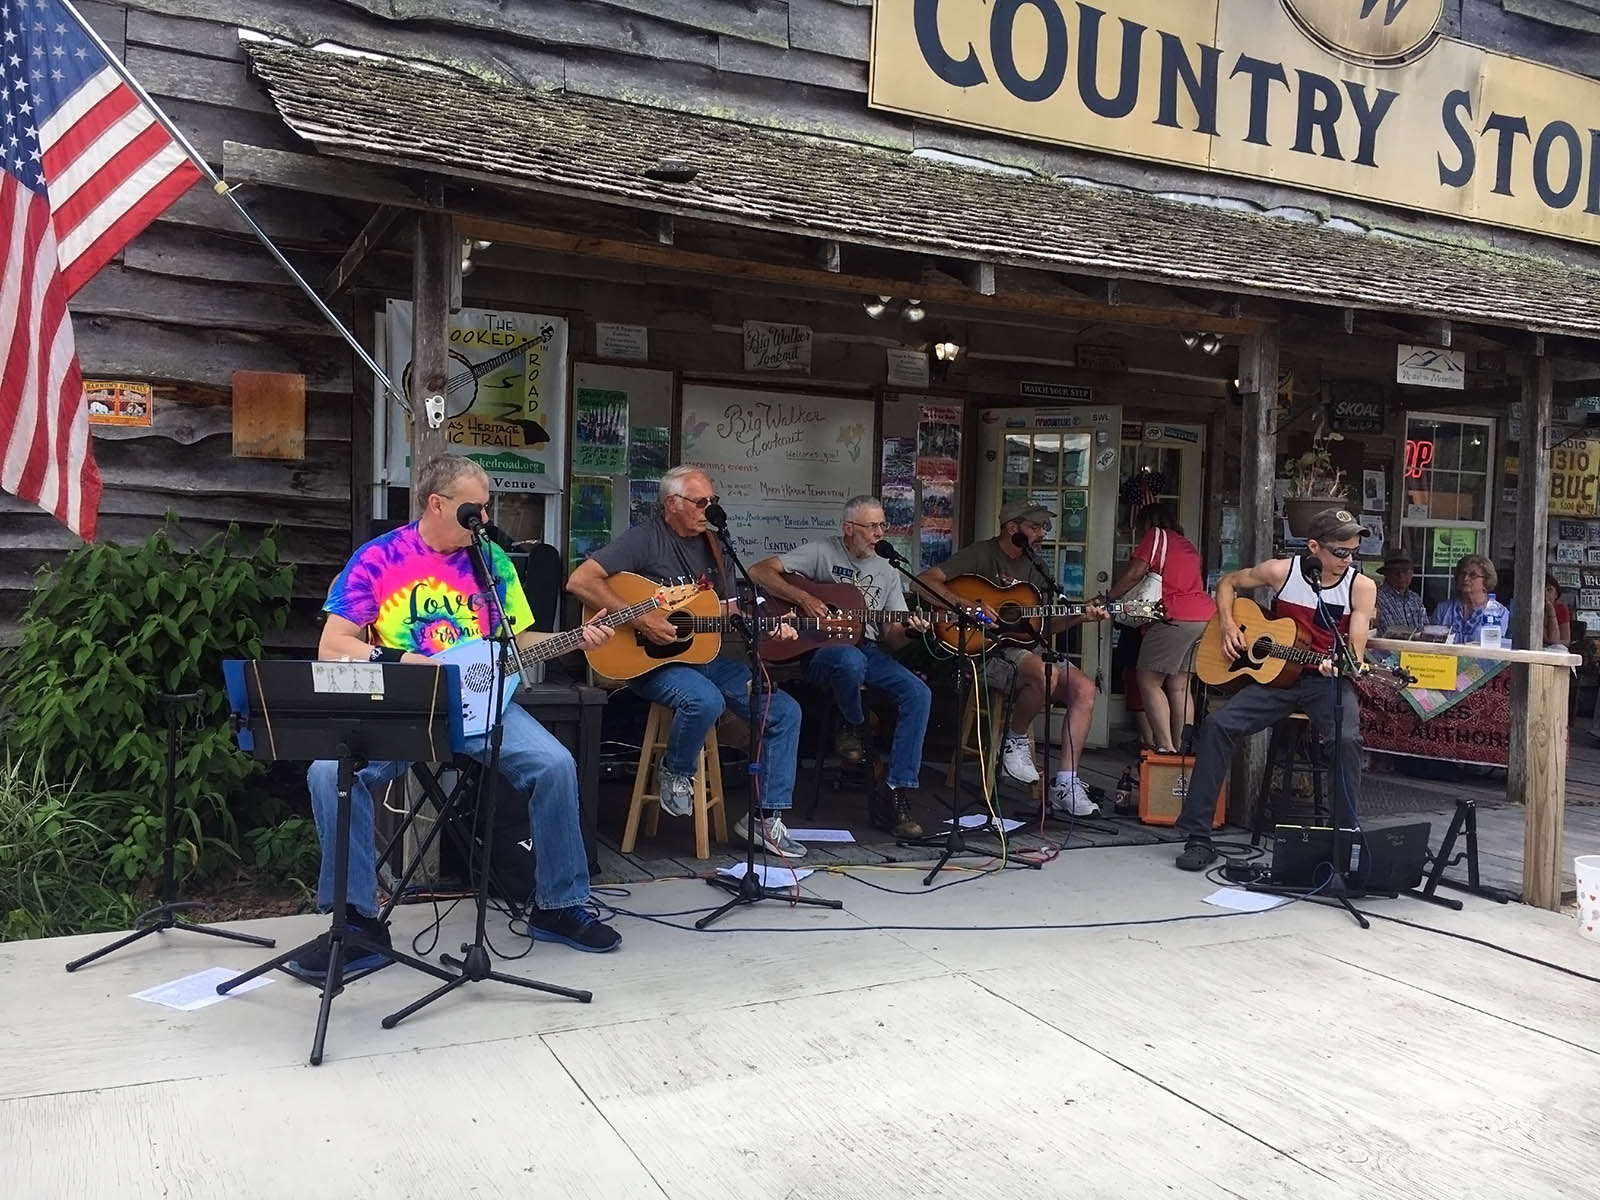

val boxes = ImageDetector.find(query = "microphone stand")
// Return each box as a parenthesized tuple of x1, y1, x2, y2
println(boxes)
(384, 510, 593, 1027)
(872, 540, 1040, 885)
(1011, 536, 1116, 835)
(1245, 558, 1375, 929)
(697, 508, 844, 929)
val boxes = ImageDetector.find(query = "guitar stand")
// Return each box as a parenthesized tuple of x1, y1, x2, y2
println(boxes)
(1408, 797, 1513, 909)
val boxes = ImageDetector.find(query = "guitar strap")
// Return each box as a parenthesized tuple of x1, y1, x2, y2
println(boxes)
(702, 531, 734, 601)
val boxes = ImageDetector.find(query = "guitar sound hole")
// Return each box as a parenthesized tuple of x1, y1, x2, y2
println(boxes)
(996, 603, 1023, 625)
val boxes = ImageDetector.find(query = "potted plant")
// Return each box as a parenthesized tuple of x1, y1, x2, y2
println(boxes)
(1282, 425, 1349, 537)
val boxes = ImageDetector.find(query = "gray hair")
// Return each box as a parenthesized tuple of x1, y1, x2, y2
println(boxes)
(843, 495, 883, 521)
(413, 453, 488, 516)
(657, 464, 710, 504)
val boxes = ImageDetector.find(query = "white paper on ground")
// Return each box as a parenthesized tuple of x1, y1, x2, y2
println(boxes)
(131, 966, 273, 1012)
(944, 814, 1025, 833)
(1202, 888, 1288, 913)
(716, 863, 815, 888)
(782, 828, 855, 843)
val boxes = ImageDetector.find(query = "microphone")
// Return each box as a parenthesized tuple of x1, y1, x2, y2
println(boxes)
(874, 538, 908, 566)
(703, 503, 729, 531)
(456, 501, 487, 534)
(1011, 531, 1030, 549)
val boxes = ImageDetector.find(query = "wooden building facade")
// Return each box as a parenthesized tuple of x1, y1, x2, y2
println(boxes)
(7, 0, 1600, 667)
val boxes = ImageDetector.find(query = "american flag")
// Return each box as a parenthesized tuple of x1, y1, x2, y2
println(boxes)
(1, 0, 200, 540)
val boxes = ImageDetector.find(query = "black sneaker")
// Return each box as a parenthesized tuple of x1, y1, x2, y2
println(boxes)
(870, 787, 923, 838)
(527, 905, 621, 953)
(1176, 840, 1219, 872)
(291, 911, 393, 980)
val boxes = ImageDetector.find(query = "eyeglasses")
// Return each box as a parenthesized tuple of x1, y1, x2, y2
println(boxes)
(847, 519, 889, 532)
(1461, 571, 1486, 580)
(1324, 546, 1357, 561)
(672, 493, 719, 510)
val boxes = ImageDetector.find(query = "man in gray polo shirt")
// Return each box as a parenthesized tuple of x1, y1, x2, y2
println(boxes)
(751, 495, 932, 838)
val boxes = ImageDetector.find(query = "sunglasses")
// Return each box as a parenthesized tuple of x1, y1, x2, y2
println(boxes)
(674, 493, 719, 510)
(1324, 546, 1357, 561)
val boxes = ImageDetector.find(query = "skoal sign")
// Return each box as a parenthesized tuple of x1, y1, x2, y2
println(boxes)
(869, 0, 1600, 247)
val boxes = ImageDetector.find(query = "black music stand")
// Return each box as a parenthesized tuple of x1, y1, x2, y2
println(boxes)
(215, 658, 464, 1066)
(64, 691, 276, 972)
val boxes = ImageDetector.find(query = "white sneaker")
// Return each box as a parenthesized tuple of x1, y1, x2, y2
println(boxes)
(1049, 777, 1098, 817)
(657, 766, 695, 817)
(733, 813, 808, 859)
(1000, 736, 1040, 785)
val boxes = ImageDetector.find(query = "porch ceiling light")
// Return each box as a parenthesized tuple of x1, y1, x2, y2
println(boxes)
(902, 298, 926, 323)
(863, 295, 891, 319)
(1181, 332, 1200, 350)
(934, 340, 961, 361)
(1200, 333, 1221, 356)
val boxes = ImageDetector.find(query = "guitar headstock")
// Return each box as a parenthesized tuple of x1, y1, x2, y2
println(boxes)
(653, 580, 708, 611)
(1116, 599, 1166, 622)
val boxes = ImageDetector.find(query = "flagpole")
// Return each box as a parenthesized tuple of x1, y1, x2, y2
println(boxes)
(57, 0, 412, 416)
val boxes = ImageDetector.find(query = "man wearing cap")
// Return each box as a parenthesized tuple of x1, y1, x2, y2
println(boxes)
(918, 500, 1107, 816)
(1375, 551, 1427, 634)
(1173, 507, 1377, 871)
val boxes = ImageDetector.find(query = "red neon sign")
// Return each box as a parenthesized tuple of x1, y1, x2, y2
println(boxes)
(1405, 439, 1434, 480)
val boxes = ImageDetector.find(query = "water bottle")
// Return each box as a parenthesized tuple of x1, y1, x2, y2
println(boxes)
(1479, 593, 1506, 648)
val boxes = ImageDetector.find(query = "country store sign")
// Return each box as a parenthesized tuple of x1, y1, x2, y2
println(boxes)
(870, 0, 1600, 247)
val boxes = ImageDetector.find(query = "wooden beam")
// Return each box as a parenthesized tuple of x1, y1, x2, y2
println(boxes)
(224, 141, 439, 209)
(1511, 356, 1565, 910)
(453, 217, 1266, 334)
(1342, 308, 1355, 334)
(1230, 327, 1281, 829)
(1106, 279, 1121, 307)
(410, 212, 454, 477)
(817, 239, 841, 273)
(324, 204, 402, 298)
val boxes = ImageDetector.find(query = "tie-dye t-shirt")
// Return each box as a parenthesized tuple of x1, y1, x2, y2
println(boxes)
(323, 523, 535, 656)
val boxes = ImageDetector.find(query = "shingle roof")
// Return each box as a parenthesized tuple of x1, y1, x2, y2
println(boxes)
(246, 42, 1600, 339)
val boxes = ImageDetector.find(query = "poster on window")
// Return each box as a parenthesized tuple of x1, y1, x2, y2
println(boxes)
(384, 301, 568, 492)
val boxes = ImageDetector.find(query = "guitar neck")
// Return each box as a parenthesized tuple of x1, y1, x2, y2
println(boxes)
(506, 594, 662, 672)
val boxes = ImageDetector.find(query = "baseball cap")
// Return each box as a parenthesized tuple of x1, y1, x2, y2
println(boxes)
(999, 499, 1058, 525)
(1305, 507, 1370, 543)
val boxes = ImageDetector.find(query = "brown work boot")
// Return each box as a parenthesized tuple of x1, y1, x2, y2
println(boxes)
(871, 787, 922, 839)
(835, 720, 869, 766)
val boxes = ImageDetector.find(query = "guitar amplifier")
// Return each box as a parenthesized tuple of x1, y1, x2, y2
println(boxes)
(1138, 752, 1226, 828)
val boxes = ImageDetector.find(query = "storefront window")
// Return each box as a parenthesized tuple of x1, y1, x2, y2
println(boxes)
(1400, 412, 1495, 610)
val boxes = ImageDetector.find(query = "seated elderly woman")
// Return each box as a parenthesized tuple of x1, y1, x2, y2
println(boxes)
(1430, 554, 1509, 644)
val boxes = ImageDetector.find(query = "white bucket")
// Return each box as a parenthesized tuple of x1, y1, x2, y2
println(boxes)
(1577, 856, 1600, 942)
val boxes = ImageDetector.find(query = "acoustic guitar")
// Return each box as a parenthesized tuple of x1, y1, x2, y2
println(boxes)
(932, 575, 1166, 655)
(583, 572, 877, 680)
(1193, 597, 1415, 692)
(758, 574, 942, 663)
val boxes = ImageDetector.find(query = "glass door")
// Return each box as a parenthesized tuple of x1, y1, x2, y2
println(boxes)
(1400, 412, 1495, 611)
(976, 405, 1121, 746)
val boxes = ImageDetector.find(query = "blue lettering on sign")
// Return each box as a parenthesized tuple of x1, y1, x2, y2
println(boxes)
(905, 0, 1600, 214)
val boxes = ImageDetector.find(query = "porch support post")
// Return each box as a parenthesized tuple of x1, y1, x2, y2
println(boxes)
(1229, 327, 1281, 829)
(409, 211, 454, 484)
(1511, 354, 1565, 909)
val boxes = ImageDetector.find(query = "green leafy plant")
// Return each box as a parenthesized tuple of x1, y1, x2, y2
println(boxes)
(244, 816, 320, 885)
(0, 753, 135, 941)
(1, 518, 296, 888)
(1284, 425, 1349, 499)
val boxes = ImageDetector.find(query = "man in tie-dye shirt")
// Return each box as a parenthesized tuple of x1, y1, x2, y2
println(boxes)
(301, 454, 620, 978)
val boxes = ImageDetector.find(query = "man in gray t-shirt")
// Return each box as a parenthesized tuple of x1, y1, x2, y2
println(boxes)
(567, 465, 807, 859)
(750, 496, 932, 838)
(918, 499, 1106, 818)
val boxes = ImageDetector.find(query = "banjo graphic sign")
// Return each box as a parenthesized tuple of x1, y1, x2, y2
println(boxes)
(871, 0, 1600, 247)
(385, 301, 569, 492)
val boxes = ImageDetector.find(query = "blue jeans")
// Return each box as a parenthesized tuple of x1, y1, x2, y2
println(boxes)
(628, 658, 801, 811)
(306, 704, 590, 918)
(805, 643, 931, 790)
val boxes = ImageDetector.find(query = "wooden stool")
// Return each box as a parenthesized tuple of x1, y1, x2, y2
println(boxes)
(622, 703, 728, 860)
(1251, 712, 1329, 845)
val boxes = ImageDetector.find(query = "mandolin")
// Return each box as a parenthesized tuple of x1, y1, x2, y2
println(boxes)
(1193, 597, 1415, 692)
(932, 575, 1165, 655)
